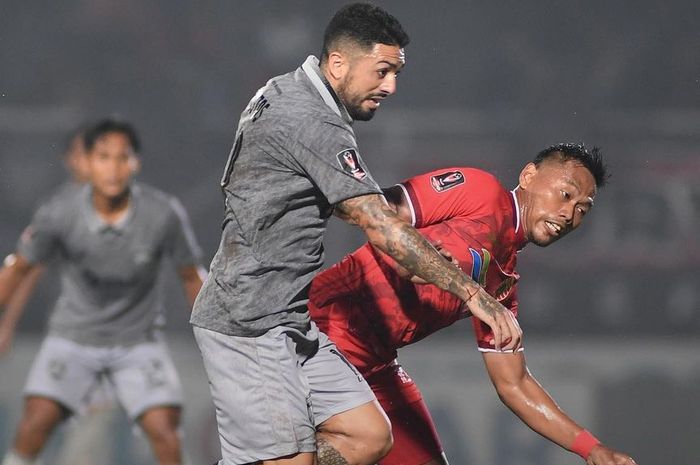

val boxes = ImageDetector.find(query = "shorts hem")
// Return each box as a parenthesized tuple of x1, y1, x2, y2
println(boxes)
(129, 401, 183, 421)
(224, 444, 316, 465)
(23, 390, 78, 415)
(314, 392, 377, 427)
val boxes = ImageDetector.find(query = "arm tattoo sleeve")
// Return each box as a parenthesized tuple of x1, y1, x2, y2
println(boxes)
(335, 194, 479, 301)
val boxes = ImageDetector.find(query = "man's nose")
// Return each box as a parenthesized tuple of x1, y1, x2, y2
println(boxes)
(560, 203, 575, 223)
(379, 75, 397, 96)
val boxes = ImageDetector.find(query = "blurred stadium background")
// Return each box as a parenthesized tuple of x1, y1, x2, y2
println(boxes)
(1, 1, 698, 464)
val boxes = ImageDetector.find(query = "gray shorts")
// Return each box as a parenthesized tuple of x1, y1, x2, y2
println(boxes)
(24, 335, 183, 420)
(193, 322, 376, 465)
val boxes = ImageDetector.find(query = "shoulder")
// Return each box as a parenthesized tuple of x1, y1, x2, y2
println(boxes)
(405, 167, 506, 197)
(264, 70, 351, 136)
(132, 183, 185, 220)
(462, 168, 508, 198)
(32, 183, 85, 223)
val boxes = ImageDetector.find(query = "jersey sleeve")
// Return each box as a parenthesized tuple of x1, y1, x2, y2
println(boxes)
(163, 197, 203, 268)
(16, 202, 61, 264)
(287, 119, 383, 205)
(399, 168, 503, 228)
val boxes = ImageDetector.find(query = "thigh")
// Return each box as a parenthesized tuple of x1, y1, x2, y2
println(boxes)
(108, 340, 183, 420)
(303, 323, 377, 427)
(24, 336, 101, 414)
(193, 325, 316, 465)
(368, 364, 445, 465)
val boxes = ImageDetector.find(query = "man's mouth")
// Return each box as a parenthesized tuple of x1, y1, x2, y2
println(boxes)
(367, 96, 383, 109)
(544, 220, 563, 236)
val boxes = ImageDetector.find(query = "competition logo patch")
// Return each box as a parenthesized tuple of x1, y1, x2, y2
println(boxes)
(336, 149, 367, 180)
(430, 170, 465, 192)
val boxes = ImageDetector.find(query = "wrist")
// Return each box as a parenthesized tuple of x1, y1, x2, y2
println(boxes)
(570, 429, 600, 459)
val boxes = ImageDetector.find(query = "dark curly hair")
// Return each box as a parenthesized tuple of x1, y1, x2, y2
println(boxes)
(534, 143, 609, 188)
(321, 3, 409, 63)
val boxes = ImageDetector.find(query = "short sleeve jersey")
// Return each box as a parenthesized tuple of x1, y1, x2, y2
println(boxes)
(17, 183, 202, 346)
(190, 56, 383, 337)
(309, 168, 527, 373)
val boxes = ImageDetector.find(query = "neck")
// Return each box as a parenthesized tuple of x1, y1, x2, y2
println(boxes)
(513, 186, 530, 243)
(320, 63, 341, 95)
(92, 188, 130, 224)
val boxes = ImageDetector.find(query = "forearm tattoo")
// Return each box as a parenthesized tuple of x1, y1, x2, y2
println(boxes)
(317, 437, 350, 465)
(336, 195, 477, 299)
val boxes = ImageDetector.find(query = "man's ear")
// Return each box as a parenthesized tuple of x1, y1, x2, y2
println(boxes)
(129, 156, 141, 175)
(325, 50, 350, 82)
(519, 162, 538, 190)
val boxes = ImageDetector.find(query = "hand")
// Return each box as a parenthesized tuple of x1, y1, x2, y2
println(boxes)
(466, 287, 522, 352)
(587, 444, 637, 465)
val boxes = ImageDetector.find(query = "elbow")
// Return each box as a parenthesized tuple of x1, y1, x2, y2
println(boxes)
(494, 379, 524, 406)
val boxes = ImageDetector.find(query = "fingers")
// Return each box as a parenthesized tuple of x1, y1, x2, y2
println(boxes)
(486, 308, 522, 353)
(489, 311, 503, 351)
(617, 454, 637, 465)
(503, 311, 523, 353)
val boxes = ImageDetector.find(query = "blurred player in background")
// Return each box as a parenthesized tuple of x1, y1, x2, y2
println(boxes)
(0, 126, 119, 465)
(0, 127, 89, 355)
(0, 119, 205, 465)
(310, 144, 637, 465)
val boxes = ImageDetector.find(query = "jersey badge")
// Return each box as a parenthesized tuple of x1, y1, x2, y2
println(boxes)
(337, 149, 367, 180)
(469, 247, 491, 285)
(430, 170, 465, 192)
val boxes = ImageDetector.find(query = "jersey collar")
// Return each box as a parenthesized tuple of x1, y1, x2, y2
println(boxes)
(83, 184, 137, 234)
(301, 55, 353, 125)
(510, 189, 527, 251)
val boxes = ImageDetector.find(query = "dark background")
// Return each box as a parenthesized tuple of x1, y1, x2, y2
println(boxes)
(1, 1, 698, 463)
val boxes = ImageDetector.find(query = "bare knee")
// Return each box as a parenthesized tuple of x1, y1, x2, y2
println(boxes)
(14, 397, 68, 456)
(359, 414, 393, 461)
(139, 406, 182, 461)
(318, 401, 393, 465)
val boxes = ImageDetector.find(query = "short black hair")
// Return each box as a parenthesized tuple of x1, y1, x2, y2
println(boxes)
(84, 118, 141, 153)
(321, 3, 410, 61)
(534, 143, 609, 188)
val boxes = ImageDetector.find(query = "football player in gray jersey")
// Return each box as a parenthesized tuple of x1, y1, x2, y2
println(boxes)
(0, 128, 89, 355)
(0, 119, 206, 465)
(190, 4, 521, 465)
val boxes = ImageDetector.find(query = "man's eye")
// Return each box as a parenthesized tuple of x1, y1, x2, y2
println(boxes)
(561, 190, 570, 199)
(378, 69, 388, 78)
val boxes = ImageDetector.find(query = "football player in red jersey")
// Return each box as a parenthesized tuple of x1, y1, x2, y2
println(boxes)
(309, 144, 636, 465)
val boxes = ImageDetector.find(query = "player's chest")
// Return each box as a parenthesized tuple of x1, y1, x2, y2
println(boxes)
(464, 247, 519, 302)
(60, 225, 165, 280)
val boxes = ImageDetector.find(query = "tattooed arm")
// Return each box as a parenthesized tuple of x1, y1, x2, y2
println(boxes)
(335, 193, 522, 351)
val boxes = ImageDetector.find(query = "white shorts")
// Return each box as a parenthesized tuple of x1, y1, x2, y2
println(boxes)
(24, 335, 183, 420)
(193, 322, 376, 465)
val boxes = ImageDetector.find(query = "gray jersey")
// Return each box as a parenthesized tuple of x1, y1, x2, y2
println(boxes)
(18, 182, 202, 346)
(191, 56, 382, 337)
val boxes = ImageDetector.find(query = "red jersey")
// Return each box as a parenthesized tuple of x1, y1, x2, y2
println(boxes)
(309, 168, 527, 377)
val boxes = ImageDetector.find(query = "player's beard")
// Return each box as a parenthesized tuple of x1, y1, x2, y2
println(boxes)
(336, 80, 376, 121)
